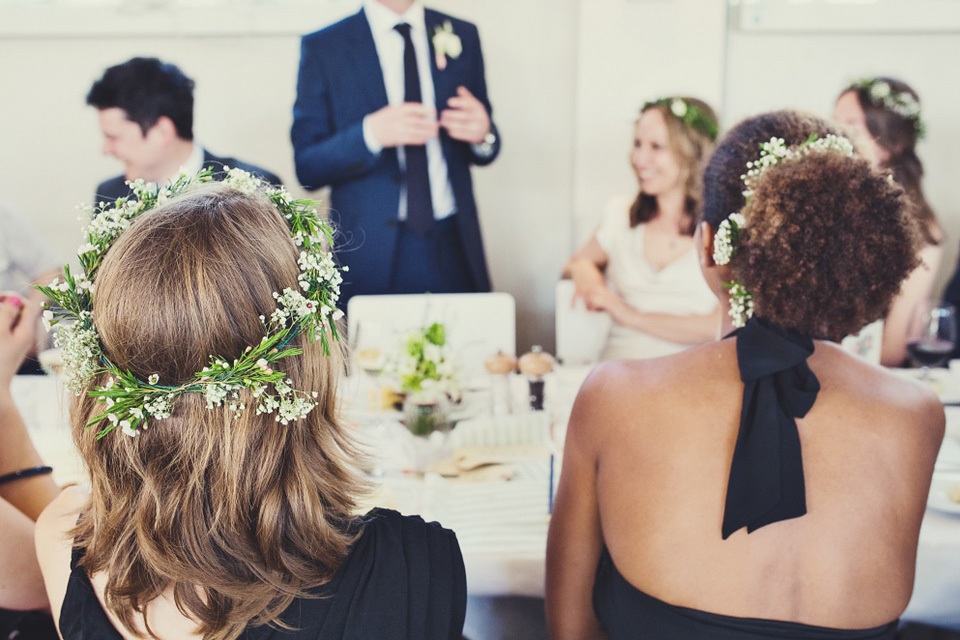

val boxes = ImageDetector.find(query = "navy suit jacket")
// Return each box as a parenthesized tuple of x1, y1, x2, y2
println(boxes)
(292, 8, 500, 301)
(93, 149, 282, 203)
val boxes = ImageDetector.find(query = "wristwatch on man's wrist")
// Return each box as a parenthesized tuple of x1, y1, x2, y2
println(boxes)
(472, 130, 497, 157)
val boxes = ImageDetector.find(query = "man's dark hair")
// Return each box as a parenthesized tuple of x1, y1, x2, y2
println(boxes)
(87, 57, 195, 140)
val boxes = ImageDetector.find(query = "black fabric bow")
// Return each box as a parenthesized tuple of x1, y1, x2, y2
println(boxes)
(721, 317, 820, 539)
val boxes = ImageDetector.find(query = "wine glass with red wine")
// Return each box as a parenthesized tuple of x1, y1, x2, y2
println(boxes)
(907, 302, 957, 380)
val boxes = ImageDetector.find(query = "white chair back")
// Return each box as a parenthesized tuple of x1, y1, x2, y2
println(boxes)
(555, 280, 611, 365)
(347, 293, 516, 378)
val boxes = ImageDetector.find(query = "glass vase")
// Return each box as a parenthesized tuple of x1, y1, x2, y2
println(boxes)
(403, 395, 451, 437)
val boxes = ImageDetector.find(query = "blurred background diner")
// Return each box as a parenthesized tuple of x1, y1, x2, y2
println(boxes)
(563, 96, 719, 361)
(3, 0, 960, 639)
(833, 77, 943, 367)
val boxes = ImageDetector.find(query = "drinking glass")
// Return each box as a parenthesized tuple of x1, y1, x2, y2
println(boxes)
(907, 302, 957, 380)
(352, 321, 387, 410)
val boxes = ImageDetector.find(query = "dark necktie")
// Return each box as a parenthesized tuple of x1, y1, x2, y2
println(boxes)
(394, 22, 434, 236)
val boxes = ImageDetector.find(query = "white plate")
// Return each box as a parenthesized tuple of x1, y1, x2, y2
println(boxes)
(928, 472, 960, 515)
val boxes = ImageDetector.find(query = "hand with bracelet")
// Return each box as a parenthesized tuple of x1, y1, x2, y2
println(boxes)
(0, 293, 59, 613)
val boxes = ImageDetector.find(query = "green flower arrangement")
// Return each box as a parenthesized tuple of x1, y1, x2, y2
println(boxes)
(395, 322, 460, 401)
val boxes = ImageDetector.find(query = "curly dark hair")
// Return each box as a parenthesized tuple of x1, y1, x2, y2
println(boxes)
(703, 111, 921, 340)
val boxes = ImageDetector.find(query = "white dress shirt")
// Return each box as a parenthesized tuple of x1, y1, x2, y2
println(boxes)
(361, 0, 457, 222)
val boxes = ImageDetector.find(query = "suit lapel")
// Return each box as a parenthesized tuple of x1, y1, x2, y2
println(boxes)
(350, 8, 389, 109)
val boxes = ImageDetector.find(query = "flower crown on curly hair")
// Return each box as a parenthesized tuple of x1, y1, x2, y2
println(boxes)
(849, 78, 926, 140)
(713, 133, 854, 328)
(39, 168, 344, 438)
(643, 97, 719, 142)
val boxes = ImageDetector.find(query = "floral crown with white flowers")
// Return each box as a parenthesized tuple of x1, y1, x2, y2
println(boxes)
(713, 133, 855, 328)
(39, 168, 345, 439)
(643, 97, 719, 142)
(850, 78, 926, 140)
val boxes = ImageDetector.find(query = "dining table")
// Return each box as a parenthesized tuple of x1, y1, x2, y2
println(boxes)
(17, 363, 960, 638)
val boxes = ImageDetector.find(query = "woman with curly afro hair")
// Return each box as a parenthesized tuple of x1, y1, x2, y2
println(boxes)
(546, 110, 943, 640)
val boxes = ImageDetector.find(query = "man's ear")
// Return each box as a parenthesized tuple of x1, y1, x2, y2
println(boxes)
(698, 221, 717, 268)
(147, 116, 178, 143)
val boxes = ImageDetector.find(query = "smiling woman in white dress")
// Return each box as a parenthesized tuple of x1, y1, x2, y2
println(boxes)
(564, 97, 721, 361)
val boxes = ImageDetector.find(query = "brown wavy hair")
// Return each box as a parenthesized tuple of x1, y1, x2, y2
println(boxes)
(629, 97, 718, 235)
(703, 111, 921, 340)
(842, 78, 941, 246)
(70, 184, 367, 640)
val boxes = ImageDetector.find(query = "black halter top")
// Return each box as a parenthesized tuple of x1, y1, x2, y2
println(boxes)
(593, 548, 898, 640)
(591, 317, 899, 639)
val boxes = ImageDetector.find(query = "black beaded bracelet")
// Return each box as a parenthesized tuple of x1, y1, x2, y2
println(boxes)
(0, 466, 53, 486)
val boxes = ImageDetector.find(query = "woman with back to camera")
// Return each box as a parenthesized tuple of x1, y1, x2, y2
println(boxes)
(546, 111, 944, 639)
(34, 173, 466, 640)
(564, 97, 720, 361)
(834, 77, 943, 366)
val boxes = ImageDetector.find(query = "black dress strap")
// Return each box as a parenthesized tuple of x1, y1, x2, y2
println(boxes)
(722, 317, 820, 539)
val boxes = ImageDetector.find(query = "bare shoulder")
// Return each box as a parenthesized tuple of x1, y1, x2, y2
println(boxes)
(569, 342, 737, 442)
(815, 343, 945, 446)
(36, 486, 89, 625)
(36, 485, 87, 538)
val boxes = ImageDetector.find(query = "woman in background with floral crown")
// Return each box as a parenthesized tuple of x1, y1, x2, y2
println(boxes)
(563, 97, 720, 361)
(834, 77, 943, 366)
(546, 111, 943, 639)
(34, 181, 466, 640)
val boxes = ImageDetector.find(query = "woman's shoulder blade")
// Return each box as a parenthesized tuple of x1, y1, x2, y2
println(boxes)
(813, 343, 945, 442)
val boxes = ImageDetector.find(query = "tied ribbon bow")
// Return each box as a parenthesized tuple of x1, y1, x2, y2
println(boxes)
(721, 317, 820, 539)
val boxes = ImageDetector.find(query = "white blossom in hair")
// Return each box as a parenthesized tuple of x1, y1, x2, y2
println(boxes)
(713, 212, 744, 266)
(38, 168, 344, 438)
(852, 77, 926, 139)
(725, 282, 754, 329)
(742, 134, 853, 198)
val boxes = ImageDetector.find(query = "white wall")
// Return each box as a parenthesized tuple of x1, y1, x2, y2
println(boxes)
(2, 0, 958, 355)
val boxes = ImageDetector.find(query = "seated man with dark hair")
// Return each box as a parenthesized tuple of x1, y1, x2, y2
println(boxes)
(88, 56, 282, 202)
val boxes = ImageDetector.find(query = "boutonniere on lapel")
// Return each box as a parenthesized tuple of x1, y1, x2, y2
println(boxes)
(431, 20, 462, 71)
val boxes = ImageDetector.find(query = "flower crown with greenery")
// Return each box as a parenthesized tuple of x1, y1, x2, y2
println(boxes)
(643, 97, 719, 142)
(850, 77, 926, 140)
(713, 133, 854, 327)
(39, 168, 344, 438)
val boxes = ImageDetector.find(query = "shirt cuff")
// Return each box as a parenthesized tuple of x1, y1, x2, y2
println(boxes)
(362, 116, 383, 155)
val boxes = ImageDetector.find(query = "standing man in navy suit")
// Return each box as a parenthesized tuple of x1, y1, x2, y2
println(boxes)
(292, 0, 500, 305)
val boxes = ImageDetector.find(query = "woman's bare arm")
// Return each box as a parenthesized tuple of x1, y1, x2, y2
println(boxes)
(564, 235, 610, 310)
(0, 297, 59, 520)
(587, 287, 721, 344)
(546, 369, 610, 640)
(882, 243, 943, 367)
(0, 496, 49, 610)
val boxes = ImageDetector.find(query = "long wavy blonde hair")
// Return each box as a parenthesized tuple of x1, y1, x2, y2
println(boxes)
(70, 184, 367, 640)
